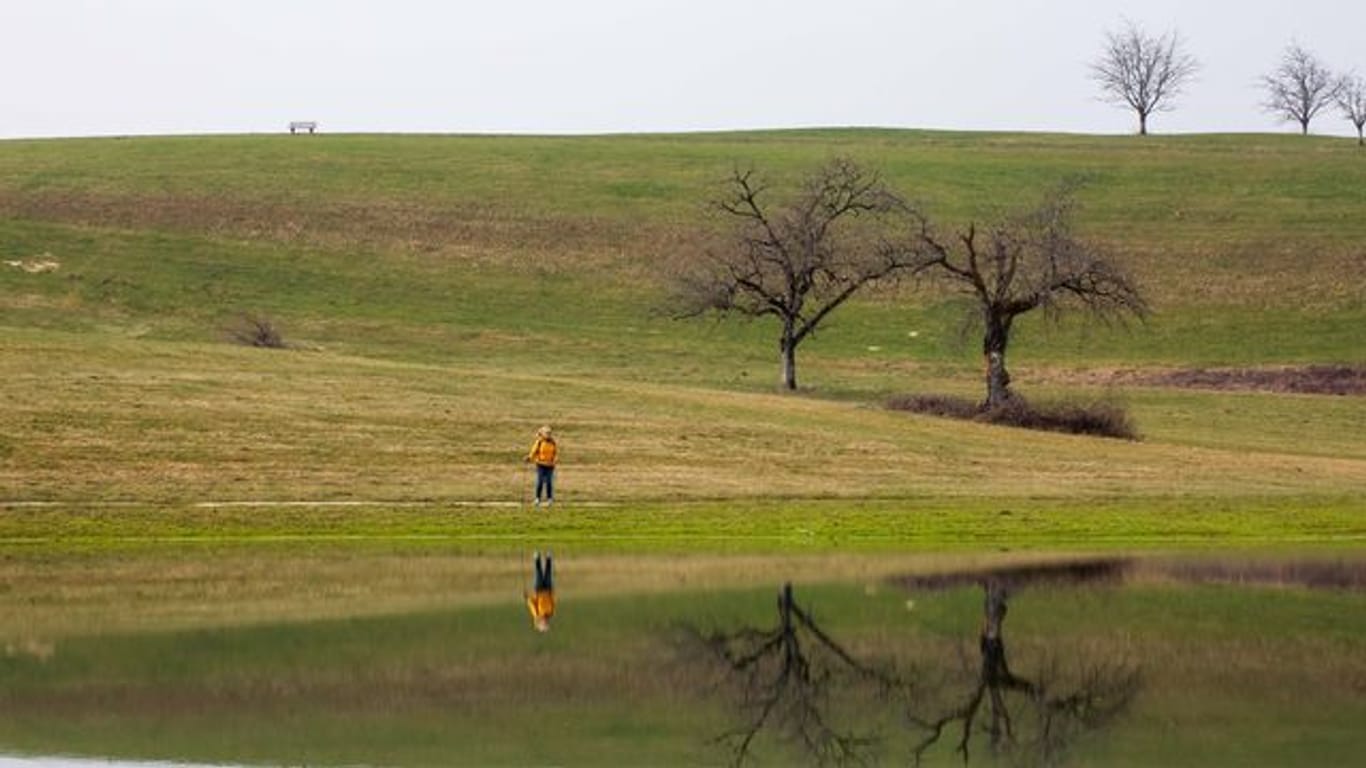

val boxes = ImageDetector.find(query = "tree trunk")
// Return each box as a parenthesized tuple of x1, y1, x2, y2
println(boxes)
(981, 579, 1008, 649)
(779, 334, 798, 391)
(982, 311, 1013, 408)
(980, 580, 1012, 755)
(1138, 111, 1148, 136)
(1300, 118, 1310, 135)
(1357, 125, 1363, 146)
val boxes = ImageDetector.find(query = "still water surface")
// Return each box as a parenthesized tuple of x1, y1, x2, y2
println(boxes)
(1, 554, 1363, 766)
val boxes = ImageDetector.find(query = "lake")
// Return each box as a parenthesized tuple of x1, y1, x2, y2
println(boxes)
(2, 552, 1363, 766)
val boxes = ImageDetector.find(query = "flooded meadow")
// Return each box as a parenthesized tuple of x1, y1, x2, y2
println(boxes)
(1, 552, 1364, 766)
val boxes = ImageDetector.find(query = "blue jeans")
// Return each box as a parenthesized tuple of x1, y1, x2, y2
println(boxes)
(534, 552, 554, 591)
(535, 464, 555, 502)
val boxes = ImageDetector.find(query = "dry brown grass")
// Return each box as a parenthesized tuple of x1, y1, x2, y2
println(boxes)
(0, 550, 1069, 642)
(0, 188, 646, 268)
(3, 329, 1364, 505)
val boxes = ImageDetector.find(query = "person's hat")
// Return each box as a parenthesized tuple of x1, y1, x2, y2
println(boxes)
(537, 425, 553, 437)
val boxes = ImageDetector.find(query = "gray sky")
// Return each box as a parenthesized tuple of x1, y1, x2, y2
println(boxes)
(2, 0, 1363, 139)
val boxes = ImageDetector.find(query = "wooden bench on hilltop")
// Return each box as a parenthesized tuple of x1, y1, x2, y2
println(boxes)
(289, 121, 318, 135)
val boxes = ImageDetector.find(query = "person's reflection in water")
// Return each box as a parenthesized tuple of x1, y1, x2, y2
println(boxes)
(525, 550, 555, 633)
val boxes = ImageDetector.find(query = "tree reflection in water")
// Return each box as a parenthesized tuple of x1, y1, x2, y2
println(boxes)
(682, 582, 898, 767)
(907, 577, 1141, 767)
(686, 561, 1141, 767)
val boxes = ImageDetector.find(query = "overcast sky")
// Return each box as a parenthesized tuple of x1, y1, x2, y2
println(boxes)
(2, 0, 1363, 140)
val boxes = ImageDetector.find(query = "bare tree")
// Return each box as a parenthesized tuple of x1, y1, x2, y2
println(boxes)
(907, 579, 1141, 767)
(684, 583, 895, 766)
(1260, 43, 1344, 135)
(1337, 74, 1366, 146)
(1090, 20, 1199, 135)
(908, 185, 1148, 408)
(671, 159, 922, 390)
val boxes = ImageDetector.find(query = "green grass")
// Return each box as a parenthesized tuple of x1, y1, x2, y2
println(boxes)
(0, 129, 1363, 765)
(2, 497, 1364, 555)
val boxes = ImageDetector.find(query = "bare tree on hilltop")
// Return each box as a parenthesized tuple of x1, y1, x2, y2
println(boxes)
(1090, 20, 1199, 136)
(1337, 74, 1366, 146)
(670, 158, 922, 391)
(1260, 43, 1343, 135)
(905, 184, 1148, 409)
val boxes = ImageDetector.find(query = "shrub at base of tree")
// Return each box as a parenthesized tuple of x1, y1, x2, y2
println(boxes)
(887, 393, 1138, 440)
(224, 312, 288, 349)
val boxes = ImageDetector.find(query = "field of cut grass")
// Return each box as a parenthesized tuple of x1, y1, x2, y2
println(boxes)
(3, 325, 1363, 506)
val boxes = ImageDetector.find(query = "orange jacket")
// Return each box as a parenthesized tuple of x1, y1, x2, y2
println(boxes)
(526, 589, 555, 622)
(527, 437, 558, 467)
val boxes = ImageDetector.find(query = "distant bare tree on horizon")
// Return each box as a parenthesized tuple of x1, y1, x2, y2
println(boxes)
(1261, 43, 1343, 135)
(1090, 20, 1199, 136)
(1337, 74, 1366, 146)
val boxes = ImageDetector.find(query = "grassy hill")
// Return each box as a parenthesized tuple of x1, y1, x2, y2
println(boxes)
(1, 130, 1365, 767)
(0, 129, 1363, 521)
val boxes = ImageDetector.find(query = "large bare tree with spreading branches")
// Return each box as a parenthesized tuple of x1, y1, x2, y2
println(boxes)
(1337, 74, 1366, 147)
(1260, 43, 1343, 135)
(671, 159, 922, 391)
(907, 185, 1148, 408)
(1090, 20, 1199, 136)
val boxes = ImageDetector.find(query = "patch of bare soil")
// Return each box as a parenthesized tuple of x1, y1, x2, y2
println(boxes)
(3, 255, 60, 273)
(1134, 365, 1366, 396)
(891, 556, 1366, 592)
(1139, 557, 1366, 590)
(0, 189, 634, 255)
(890, 557, 1132, 591)
(1050, 365, 1366, 396)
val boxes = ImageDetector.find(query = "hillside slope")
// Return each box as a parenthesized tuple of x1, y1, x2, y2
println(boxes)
(1, 131, 1362, 509)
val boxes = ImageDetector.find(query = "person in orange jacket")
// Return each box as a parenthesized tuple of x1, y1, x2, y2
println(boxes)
(525, 425, 558, 507)
(525, 550, 555, 632)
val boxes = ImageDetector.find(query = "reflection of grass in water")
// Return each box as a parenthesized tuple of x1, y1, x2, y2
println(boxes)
(4, 504, 1365, 646)
(0, 588, 774, 766)
(1136, 554, 1366, 589)
(1, 579, 1365, 766)
(1033, 585, 1366, 767)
